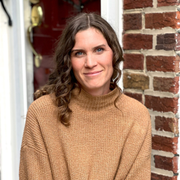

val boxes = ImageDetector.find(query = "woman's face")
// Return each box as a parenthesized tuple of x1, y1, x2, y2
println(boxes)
(71, 27, 113, 96)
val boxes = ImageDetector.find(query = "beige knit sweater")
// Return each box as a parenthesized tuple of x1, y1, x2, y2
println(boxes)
(19, 87, 151, 180)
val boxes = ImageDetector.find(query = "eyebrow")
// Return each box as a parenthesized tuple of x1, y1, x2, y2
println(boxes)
(71, 44, 106, 53)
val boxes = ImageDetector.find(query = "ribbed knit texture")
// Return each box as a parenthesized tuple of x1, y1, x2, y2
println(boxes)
(19, 87, 151, 180)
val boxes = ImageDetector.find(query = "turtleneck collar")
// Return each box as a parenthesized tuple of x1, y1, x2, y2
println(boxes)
(71, 87, 122, 111)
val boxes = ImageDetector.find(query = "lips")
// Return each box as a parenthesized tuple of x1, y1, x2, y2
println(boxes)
(84, 70, 103, 76)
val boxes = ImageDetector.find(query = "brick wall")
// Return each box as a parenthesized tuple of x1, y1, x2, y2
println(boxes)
(123, 0, 180, 179)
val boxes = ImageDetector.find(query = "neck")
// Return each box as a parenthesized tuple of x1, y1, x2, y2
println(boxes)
(83, 88, 111, 96)
(71, 86, 121, 111)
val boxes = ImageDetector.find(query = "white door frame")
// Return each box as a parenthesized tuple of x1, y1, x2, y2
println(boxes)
(101, 0, 123, 89)
(0, 0, 32, 180)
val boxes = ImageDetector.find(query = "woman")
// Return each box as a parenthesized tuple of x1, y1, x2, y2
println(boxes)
(19, 13, 151, 179)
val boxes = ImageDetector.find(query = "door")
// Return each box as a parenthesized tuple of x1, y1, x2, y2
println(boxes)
(30, 0, 100, 92)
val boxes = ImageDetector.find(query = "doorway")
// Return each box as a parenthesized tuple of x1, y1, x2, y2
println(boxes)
(30, 0, 101, 92)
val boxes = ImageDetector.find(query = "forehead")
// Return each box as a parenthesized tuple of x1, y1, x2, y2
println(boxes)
(73, 28, 107, 47)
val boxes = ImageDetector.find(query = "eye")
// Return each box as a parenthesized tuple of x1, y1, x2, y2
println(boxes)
(75, 51, 84, 56)
(96, 48, 104, 53)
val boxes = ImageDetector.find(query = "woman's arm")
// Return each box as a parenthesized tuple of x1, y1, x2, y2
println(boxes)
(19, 103, 53, 180)
(125, 119, 151, 180)
(115, 106, 151, 180)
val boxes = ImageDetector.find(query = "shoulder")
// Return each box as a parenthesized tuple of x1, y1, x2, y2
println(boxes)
(116, 93, 151, 128)
(22, 95, 56, 151)
(27, 94, 56, 117)
(117, 93, 148, 112)
(24, 94, 59, 136)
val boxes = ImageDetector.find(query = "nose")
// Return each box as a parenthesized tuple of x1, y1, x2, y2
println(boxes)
(85, 53, 97, 68)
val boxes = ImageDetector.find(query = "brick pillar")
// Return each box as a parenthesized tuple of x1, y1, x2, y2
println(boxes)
(123, 0, 180, 179)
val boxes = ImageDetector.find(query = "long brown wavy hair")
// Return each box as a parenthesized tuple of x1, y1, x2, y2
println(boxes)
(34, 12, 124, 126)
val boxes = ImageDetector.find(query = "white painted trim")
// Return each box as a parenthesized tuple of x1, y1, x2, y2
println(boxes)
(101, 0, 123, 90)
(19, 0, 28, 115)
(0, 1, 32, 180)
(0, 17, 14, 180)
(118, 0, 123, 90)
(0, 0, 16, 178)
(101, 0, 120, 39)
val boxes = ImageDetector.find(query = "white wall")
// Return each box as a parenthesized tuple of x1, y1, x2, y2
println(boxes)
(101, 0, 123, 89)
(0, 0, 32, 179)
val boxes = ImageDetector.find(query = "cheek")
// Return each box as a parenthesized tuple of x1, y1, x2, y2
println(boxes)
(71, 57, 78, 69)
(107, 55, 114, 77)
(71, 60, 82, 75)
(106, 53, 114, 71)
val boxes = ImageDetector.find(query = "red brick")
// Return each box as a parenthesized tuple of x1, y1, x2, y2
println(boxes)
(158, 0, 180, 7)
(156, 33, 180, 51)
(124, 0, 153, 9)
(155, 116, 179, 134)
(145, 12, 180, 29)
(154, 155, 178, 173)
(123, 34, 152, 50)
(153, 77, 179, 93)
(146, 56, 180, 72)
(151, 173, 177, 180)
(124, 14, 142, 31)
(152, 135, 178, 154)
(145, 96, 178, 113)
(123, 73, 149, 90)
(123, 54, 144, 70)
(124, 92, 143, 103)
(156, 34, 175, 50)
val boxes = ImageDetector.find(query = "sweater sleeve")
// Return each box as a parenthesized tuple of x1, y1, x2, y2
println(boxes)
(116, 105, 151, 180)
(19, 103, 53, 180)
(125, 117, 151, 180)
